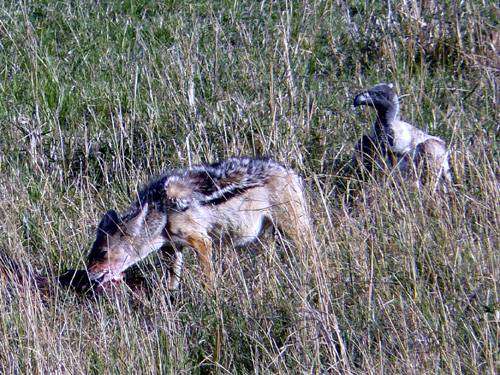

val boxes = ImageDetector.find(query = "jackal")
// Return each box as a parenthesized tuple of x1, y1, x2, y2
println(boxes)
(86, 157, 314, 290)
(353, 83, 452, 190)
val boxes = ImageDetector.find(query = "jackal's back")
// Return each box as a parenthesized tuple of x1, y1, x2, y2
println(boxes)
(134, 157, 289, 212)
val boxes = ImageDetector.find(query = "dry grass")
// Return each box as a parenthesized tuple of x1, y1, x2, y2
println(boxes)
(0, 0, 497, 373)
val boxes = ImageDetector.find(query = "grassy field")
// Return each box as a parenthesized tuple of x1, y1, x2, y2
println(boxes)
(0, 0, 497, 373)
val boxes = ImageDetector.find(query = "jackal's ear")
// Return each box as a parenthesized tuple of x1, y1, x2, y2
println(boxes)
(97, 210, 120, 237)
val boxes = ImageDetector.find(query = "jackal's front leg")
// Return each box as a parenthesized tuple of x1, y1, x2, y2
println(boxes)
(186, 235, 214, 291)
(160, 245, 184, 290)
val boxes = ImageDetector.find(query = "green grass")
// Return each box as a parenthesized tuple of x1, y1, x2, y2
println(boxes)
(0, 0, 497, 373)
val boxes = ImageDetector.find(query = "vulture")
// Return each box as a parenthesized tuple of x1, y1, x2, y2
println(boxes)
(353, 83, 452, 190)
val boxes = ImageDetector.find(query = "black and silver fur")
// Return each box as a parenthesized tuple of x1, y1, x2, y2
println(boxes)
(131, 157, 280, 213)
(86, 157, 314, 289)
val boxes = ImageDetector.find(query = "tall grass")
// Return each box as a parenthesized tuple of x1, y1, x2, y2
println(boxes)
(0, 0, 497, 373)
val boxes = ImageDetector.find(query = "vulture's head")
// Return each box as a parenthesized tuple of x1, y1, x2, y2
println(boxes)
(353, 83, 398, 113)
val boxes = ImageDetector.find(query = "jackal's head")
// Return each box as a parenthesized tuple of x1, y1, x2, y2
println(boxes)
(86, 203, 167, 284)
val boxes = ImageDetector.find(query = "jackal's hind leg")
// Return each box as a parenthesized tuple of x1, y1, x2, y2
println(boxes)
(275, 212, 315, 250)
(270, 197, 316, 251)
